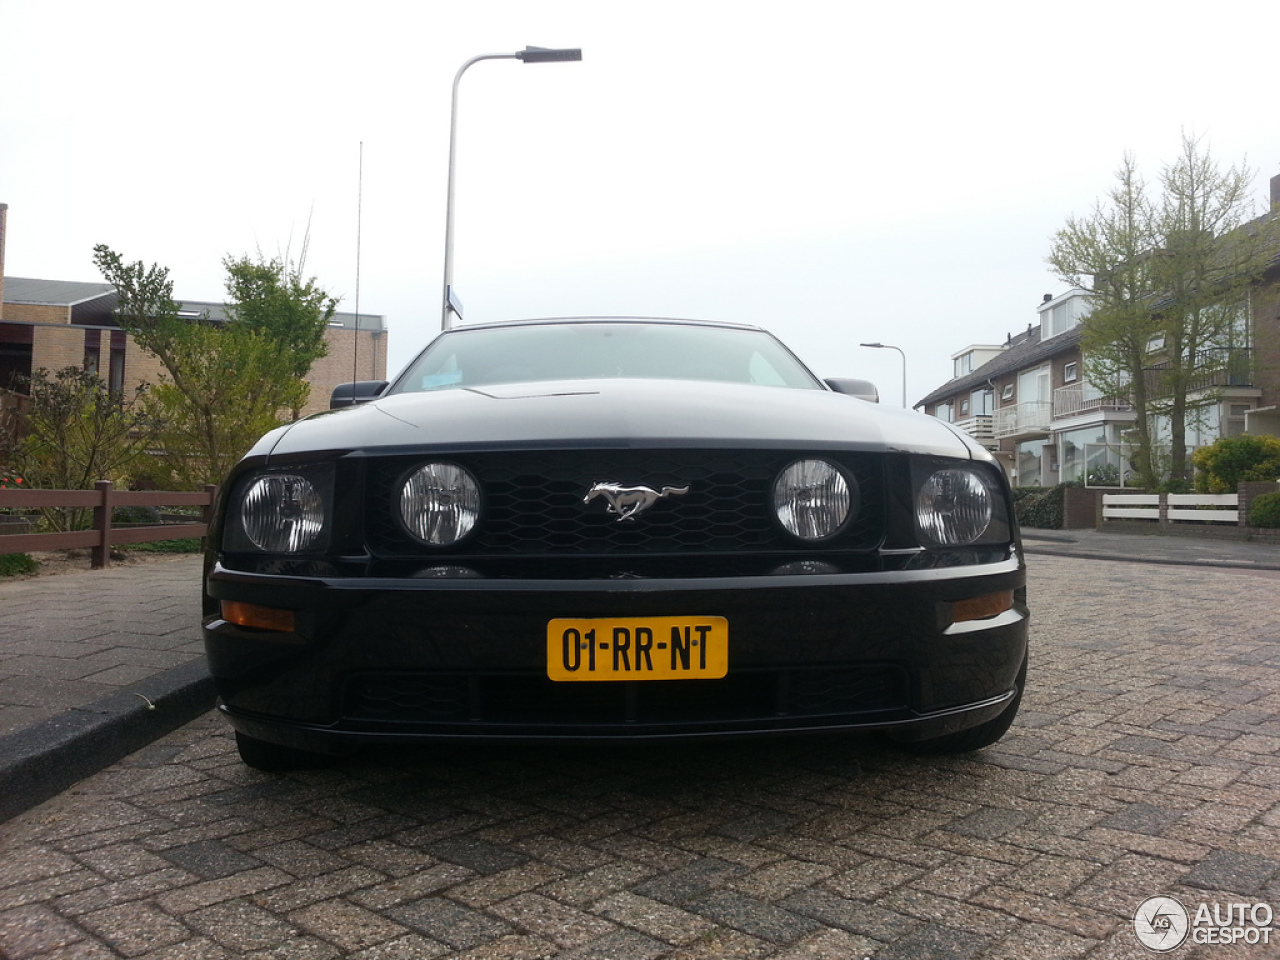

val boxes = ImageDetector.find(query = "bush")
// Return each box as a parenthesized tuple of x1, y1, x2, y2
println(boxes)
(1192, 435, 1280, 494)
(1249, 492, 1280, 528)
(1013, 484, 1065, 529)
(0, 553, 38, 576)
(128, 538, 202, 554)
(112, 505, 162, 526)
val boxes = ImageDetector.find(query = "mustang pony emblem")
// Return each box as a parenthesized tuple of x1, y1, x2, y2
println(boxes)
(583, 481, 690, 521)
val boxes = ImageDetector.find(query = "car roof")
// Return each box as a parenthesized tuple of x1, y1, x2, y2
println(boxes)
(439, 316, 769, 335)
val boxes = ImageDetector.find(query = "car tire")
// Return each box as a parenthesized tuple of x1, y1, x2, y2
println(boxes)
(887, 654, 1027, 755)
(234, 731, 330, 771)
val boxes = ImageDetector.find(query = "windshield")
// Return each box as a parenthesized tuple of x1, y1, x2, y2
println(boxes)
(390, 321, 824, 394)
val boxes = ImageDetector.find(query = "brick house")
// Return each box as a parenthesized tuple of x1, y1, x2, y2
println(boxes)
(0, 203, 386, 418)
(918, 175, 1280, 487)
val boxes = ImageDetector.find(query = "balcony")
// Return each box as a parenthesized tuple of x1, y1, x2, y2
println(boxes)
(1144, 347, 1253, 398)
(1053, 384, 1132, 420)
(993, 401, 1051, 440)
(952, 415, 995, 448)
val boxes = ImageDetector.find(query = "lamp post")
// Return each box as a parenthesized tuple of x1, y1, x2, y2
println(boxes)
(859, 342, 907, 408)
(442, 45, 583, 331)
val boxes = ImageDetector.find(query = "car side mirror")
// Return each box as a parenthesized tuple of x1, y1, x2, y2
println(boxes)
(824, 378, 879, 403)
(331, 380, 389, 409)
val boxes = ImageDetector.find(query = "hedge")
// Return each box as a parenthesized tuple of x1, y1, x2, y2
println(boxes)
(1012, 484, 1066, 530)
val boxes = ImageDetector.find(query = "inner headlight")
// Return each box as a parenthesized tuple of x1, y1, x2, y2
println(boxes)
(399, 462, 481, 546)
(915, 467, 993, 545)
(237, 473, 327, 553)
(772, 459, 856, 541)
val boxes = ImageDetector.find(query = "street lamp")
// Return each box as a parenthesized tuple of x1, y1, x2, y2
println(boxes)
(442, 45, 583, 331)
(859, 342, 907, 408)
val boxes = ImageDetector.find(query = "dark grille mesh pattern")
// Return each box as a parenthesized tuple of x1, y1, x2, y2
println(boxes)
(344, 665, 907, 728)
(365, 450, 882, 556)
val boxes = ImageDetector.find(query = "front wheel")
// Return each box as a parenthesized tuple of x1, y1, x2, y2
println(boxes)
(234, 731, 332, 771)
(886, 655, 1027, 755)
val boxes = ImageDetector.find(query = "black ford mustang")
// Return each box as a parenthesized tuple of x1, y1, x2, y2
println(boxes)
(203, 318, 1028, 769)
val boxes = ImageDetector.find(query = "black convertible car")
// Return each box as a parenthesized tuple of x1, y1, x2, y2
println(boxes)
(203, 318, 1028, 769)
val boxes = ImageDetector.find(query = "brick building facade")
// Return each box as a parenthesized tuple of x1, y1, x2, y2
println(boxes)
(0, 206, 386, 419)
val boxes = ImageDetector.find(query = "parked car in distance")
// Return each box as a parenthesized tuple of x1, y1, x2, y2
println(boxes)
(203, 317, 1028, 769)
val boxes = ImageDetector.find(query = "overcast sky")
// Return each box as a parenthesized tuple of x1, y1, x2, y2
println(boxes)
(3, 1, 1278, 406)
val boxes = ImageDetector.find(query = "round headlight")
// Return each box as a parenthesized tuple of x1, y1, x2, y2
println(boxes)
(399, 462, 481, 545)
(772, 459, 855, 541)
(916, 468, 992, 545)
(240, 474, 325, 553)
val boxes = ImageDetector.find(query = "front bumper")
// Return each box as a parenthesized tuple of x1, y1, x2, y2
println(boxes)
(203, 554, 1028, 754)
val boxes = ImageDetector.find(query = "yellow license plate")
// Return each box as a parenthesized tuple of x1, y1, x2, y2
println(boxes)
(547, 617, 728, 681)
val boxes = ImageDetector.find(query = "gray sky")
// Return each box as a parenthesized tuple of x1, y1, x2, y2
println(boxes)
(3, 0, 1278, 407)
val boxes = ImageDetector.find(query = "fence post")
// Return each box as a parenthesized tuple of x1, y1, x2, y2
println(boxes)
(202, 485, 218, 551)
(92, 480, 114, 569)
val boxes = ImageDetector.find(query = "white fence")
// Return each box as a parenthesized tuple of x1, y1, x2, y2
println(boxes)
(1103, 493, 1240, 524)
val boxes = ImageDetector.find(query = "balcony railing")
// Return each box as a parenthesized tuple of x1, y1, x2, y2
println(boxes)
(993, 401, 1051, 439)
(1053, 384, 1133, 420)
(952, 415, 994, 443)
(1144, 347, 1253, 398)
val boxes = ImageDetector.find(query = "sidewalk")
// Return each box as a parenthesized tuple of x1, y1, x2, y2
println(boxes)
(1021, 526, 1280, 569)
(1, 529, 1277, 824)
(0, 554, 213, 822)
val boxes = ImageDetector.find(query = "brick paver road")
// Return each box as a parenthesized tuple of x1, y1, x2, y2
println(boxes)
(1, 556, 1277, 959)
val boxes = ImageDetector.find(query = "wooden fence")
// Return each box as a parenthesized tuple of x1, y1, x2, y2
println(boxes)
(0, 481, 217, 568)
(1103, 492, 1239, 525)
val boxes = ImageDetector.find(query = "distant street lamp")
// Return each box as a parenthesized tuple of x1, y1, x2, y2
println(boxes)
(442, 45, 583, 331)
(859, 342, 907, 408)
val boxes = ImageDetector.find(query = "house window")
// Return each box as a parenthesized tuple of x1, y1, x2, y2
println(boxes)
(1225, 403, 1251, 438)
(1063, 361, 1078, 383)
(960, 399, 970, 417)
(1016, 441, 1043, 486)
(935, 401, 954, 423)
(953, 353, 973, 378)
(1001, 384, 1014, 402)
(971, 388, 993, 416)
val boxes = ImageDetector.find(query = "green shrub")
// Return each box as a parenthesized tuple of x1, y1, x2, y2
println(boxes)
(112, 505, 162, 526)
(0, 553, 39, 576)
(1013, 484, 1065, 529)
(1192, 435, 1280, 493)
(1248, 492, 1280, 528)
(128, 538, 203, 554)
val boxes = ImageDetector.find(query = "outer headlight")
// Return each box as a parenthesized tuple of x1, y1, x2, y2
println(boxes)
(772, 459, 856, 541)
(915, 467, 993, 546)
(399, 462, 481, 546)
(233, 471, 329, 554)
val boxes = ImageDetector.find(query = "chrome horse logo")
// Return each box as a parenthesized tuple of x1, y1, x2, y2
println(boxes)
(583, 481, 690, 521)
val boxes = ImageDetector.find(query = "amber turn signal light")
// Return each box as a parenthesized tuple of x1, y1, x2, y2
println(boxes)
(951, 590, 1013, 623)
(221, 600, 296, 632)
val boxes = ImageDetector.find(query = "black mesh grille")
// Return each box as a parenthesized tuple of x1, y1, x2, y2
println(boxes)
(344, 665, 907, 729)
(365, 449, 883, 557)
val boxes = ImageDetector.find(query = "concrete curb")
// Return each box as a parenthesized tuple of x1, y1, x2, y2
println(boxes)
(0, 659, 216, 824)
(1023, 544, 1280, 569)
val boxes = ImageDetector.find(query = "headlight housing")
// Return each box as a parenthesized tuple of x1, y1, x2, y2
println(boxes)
(772, 458, 857, 541)
(224, 465, 333, 554)
(398, 462, 482, 546)
(914, 465, 997, 546)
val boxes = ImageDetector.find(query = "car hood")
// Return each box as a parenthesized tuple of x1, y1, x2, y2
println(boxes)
(260, 379, 978, 460)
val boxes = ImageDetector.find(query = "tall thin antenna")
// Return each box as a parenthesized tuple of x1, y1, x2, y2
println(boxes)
(353, 141, 364, 383)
